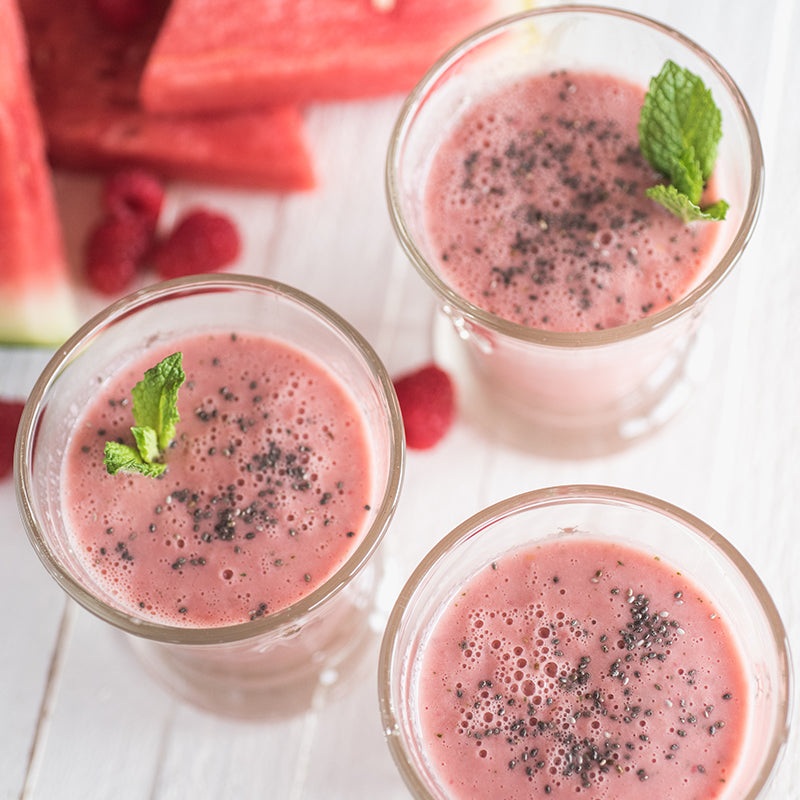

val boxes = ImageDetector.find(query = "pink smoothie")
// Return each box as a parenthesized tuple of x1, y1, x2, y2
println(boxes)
(423, 71, 720, 332)
(62, 331, 373, 627)
(416, 537, 748, 798)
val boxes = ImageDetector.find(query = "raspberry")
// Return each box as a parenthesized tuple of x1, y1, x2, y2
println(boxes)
(0, 400, 25, 481)
(393, 364, 455, 450)
(85, 216, 151, 295)
(90, 0, 154, 31)
(102, 168, 165, 233)
(152, 208, 241, 280)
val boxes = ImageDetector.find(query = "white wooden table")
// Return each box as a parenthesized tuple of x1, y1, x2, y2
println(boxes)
(2, 2, 798, 797)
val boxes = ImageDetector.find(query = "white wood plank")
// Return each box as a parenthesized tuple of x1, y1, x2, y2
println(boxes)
(299, 646, 410, 799)
(28, 607, 175, 799)
(149, 704, 310, 800)
(0, 483, 66, 800)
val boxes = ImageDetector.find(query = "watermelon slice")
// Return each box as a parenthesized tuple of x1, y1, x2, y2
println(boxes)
(140, 0, 508, 114)
(0, 0, 76, 346)
(20, 0, 315, 191)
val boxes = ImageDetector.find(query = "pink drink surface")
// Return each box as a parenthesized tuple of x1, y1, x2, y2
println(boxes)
(417, 537, 748, 798)
(62, 332, 372, 627)
(423, 71, 720, 332)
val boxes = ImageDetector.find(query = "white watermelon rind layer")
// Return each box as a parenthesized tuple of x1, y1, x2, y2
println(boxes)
(0, 283, 77, 347)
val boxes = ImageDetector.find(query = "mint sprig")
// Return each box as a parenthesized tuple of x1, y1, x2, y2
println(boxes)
(638, 60, 728, 222)
(104, 352, 185, 477)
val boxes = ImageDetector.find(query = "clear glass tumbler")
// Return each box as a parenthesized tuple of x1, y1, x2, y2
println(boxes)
(379, 486, 791, 799)
(16, 274, 405, 719)
(386, 7, 763, 457)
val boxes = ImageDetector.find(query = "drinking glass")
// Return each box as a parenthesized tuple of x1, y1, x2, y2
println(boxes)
(379, 485, 791, 799)
(387, 7, 763, 457)
(16, 274, 405, 719)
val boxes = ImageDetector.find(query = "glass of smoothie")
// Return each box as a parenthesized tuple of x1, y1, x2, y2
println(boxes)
(16, 274, 405, 719)
(387, 7, 763, 457)
(379, 486, 791, 800)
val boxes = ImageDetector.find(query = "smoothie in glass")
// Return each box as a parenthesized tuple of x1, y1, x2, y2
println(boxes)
(378, 487, 791, 800)
(63, 331, 373, 628)
(417, 537, 747, 798)
(424, 70, 720, 333)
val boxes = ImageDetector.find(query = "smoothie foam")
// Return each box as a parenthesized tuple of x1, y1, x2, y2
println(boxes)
(62, 331, 373, 628)
(415, 537, 748, 798)
(423, 71, 720, 332)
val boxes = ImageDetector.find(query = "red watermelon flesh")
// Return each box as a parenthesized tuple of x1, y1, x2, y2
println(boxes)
(0, 0, 77, 346)
(20, 0, 315, 191)
(140, 0, 505, 114)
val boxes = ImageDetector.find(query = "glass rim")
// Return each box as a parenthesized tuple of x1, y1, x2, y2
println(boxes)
(385, 4, 765, 348)
(15, 274, 406, 645)
(378, 484, 793, 799)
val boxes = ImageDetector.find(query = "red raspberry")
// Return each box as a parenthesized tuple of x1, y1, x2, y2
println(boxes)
(90, 0, 154, 31)
(102, 168, 165, 233)
(85, 216, 151, 295)
(0, 400, 25, 481)
(393, 364, 456, 450)
(152, 208, 241, 280)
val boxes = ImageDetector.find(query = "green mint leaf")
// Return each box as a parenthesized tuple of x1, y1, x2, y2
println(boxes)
(104, 352, 184, 477)
(699, 198, 730, 220)
(131, 426, 161, 464)
(104, 441, 166, 477)
(671, 146, 705, 205)
(646, 184, 729, 223)
(639, 60, 727, 220)
(639, 60, 721, 181)
(130, 352, 185, 452)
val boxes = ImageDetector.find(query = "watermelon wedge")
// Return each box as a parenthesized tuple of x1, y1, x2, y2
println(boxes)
(0, 0, 76, 346)
(20, 0, 315, 191)
(140, 0, 508, 114)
